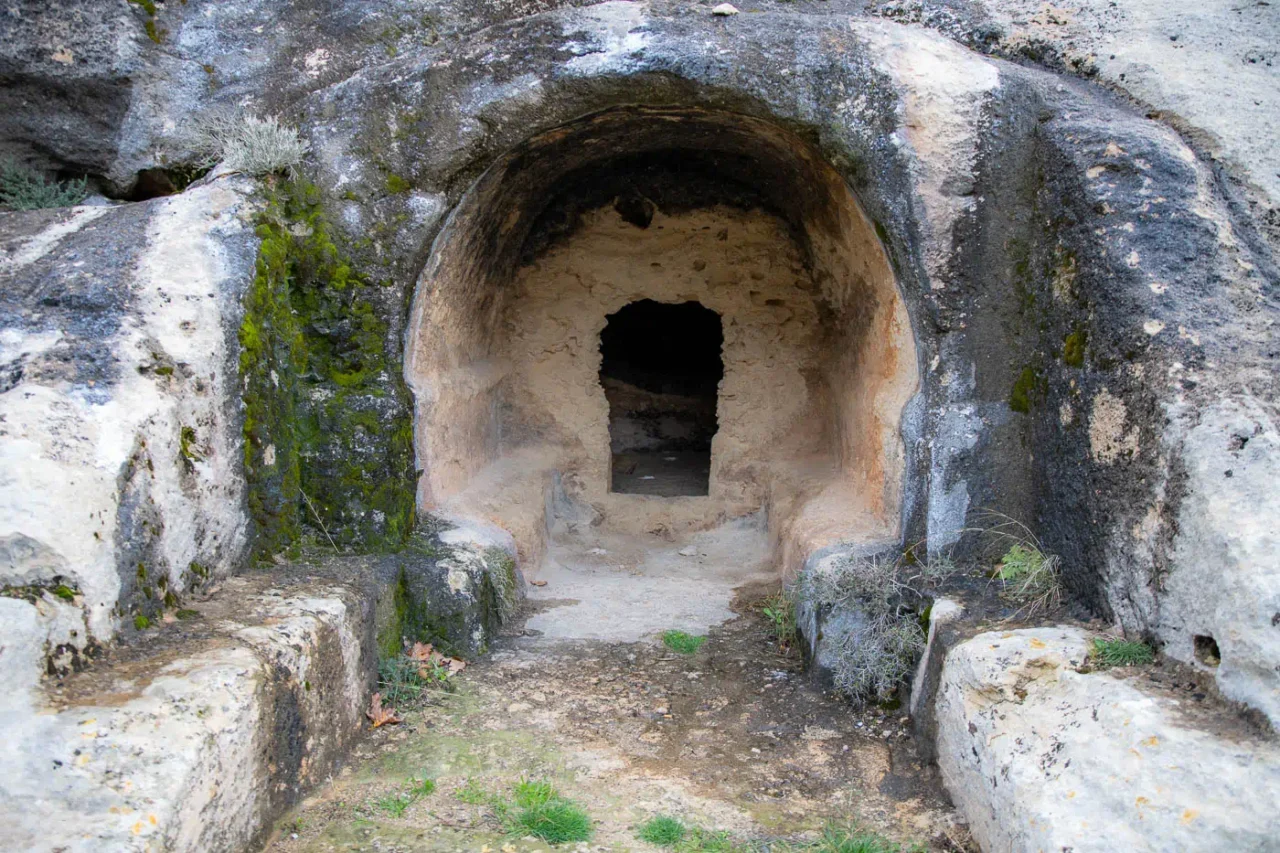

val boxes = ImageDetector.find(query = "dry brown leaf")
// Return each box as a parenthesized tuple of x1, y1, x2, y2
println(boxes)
(446, 658, 467, 675)
(530, 580, 548, 587)
(407, 641, 435, 661)
(365, 692, 402, 728)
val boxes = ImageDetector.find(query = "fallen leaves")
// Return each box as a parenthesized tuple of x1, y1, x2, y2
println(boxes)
(407, 641, 466, 677)
(366, 692, 402, 728)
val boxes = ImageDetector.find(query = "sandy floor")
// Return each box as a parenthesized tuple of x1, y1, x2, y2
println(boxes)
(522, 521, 774, 643)
(260, 530, 970, 852)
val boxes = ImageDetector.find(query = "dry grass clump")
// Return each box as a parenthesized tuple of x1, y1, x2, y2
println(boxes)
(796, 553, 932, 702)
(978, 514, 1063, 617)
(180, 110, 310, 177)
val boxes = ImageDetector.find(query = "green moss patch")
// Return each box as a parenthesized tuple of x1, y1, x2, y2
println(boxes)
(1009, 365, 1039, 414)
(1062, 326, 1087, 367)
(240, 180, 417, 559)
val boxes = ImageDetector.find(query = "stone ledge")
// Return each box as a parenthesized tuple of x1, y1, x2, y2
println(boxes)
(934, 626, 1280, 852)
(0, 573, 376, 853)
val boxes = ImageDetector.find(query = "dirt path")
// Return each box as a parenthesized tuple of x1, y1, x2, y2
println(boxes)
(262, 578, 967, 852)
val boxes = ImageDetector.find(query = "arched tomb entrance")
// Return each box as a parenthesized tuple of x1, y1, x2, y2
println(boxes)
(406, 107, 919, 572)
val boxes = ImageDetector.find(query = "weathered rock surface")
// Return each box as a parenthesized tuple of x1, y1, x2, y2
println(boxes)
(373, 522, 523, 658)
(0, 177, 258, 677)
(0, 573, 375, 853)
(4, 0, 1274, 730)
(935, 626, 1280, 852)
(880, 0, 1280, 250)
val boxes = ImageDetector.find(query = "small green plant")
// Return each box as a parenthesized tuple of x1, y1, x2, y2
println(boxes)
(412, 777, 436, 796)
(1091, 637, 1154, 668)
(770, 824, 912, 853)
(513, 778, 556, 808)
(513, 798, 593, 844)
(175, 608, 200, 620)
(761, 592, 798, 651)
(377, 653, 451, 706)
(994, 541, 1062, 616)
(179, 426, 203, 463)
(485, 780, 593, 845)
(638, 814, 687, 846)
(662, 630, 707, 655)
(0, 160, 87, 211)
(375, 792, 413, 817)
(676, 828, 741, 851)
(133, 614, 151, 630)
(53, 585, 76, 602)
(454, 778, 488, 805)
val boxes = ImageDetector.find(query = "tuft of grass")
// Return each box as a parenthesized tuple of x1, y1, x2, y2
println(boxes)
(412, 777, 436, 797)
(0, 160, 87, 211)
(484, 779, 593, 845)
(377, 653, 451, 706)
(513, 778, 556, 808)
(662, 630, 707, 655)
(133, 614, 150, 630)
(179, 110, 309, 177)
(772, 824, 914, 853)
(513, 799, 593, 845)
(638, 814, 687, 846)
(1091, 637, 1154, 668)
(994, 542, 1062, 616)
(454, 778, 488, 805)
(375, 792, 413, 818)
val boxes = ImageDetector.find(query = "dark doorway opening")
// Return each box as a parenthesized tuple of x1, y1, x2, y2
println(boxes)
(600, 300, 723, 496)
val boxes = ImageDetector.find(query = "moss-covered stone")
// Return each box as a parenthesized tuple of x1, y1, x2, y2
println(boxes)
(239, 180, 417, 560)
(1062, 326, 1087, 368)
(1009, 365, 1040, 414)
(373, 532, 522, 660)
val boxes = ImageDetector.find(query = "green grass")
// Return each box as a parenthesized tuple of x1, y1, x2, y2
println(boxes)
(629, 821, 913, 853)
(661, 630, 707, 655)
(993, 542, 1062, 616)
(638, 815, 687, 846)
(795, 825, 910, 852)
(375, 793, 413, 817)
(454, 778, 487, 804)
(513, 778, 556, 808)
(513, 799, 593, 844)
(1091, 638, 1155, 668)
(679, 828, 741, 851)
(374, 776, 435, 818)
(480, 779, 593, 845)
(377, 653, 452, 706)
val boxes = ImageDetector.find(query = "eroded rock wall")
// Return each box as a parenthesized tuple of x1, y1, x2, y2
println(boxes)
(0, 179, 258, 674)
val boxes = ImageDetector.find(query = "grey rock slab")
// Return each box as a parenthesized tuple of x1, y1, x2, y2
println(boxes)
(935, 626, 1280, 852)
(0, 574, 375, 853)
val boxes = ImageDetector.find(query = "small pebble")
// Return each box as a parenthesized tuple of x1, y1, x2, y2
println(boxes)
(712, 3, 739, 15)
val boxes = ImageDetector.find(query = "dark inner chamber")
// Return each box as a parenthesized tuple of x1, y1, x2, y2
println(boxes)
(599, 300, 723, 496)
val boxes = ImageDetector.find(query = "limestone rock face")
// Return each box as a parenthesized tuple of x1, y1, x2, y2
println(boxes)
(0, 178, 259, 678)
(935, 627, 1280, 852)
(4, 0, 1273, 731)
(0, 575, 375, 853)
